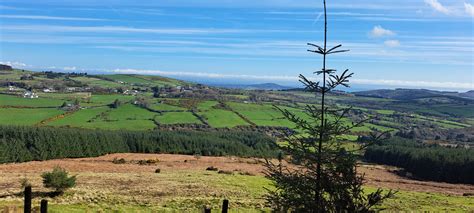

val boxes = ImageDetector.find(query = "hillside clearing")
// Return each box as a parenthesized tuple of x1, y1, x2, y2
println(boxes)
(0, 154, 472, 212)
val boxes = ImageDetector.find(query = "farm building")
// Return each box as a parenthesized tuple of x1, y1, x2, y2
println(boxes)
(23, 91, 38, 99)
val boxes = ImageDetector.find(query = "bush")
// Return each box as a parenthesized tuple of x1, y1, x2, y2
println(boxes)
(155, 168, 161, 173)
(41, 167, 76, 193)
(112, 158, 126, 164)
(137, 159, 159, 165)
(20, 177, 31, 189)
(206, 166, 218, 171)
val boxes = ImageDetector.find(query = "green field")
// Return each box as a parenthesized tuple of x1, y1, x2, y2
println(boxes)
(197, 101, 219, 111)
(227, 102, 295, 127)
(49, 104, 157, 130)
(0, 108, 63, 125)
(376, 109, 395, 115)
(71, 76, 124, 88)
(98, 74, 182, 87)
(0, 94, 64, 107)
(107, 104, 156, 120)
(155, 112, 202, 124)
(199, 109, 249, 128)
(48, 107, 110, 128)
(83, 95, 134, 107)
(149, 102, 187, 111)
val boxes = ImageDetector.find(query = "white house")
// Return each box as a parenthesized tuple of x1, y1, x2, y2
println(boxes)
(23, 91, 38, 99)
(43, 88, 54, 93)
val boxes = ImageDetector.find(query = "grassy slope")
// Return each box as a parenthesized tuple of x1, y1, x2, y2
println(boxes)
(0, 108, 63, 125)
(196, 101, 250, 128)
(84, 95, 134, 107)
(0, 94, 64, 107)
(0, 172, 472, 212)
(227, 102, 294, 127)
(48, 107, 110, 128)
(149, 102, 186, 111)
(50, 104, 157, 130)
(155, 112, 201, 124)
(200, 109, 249, 128)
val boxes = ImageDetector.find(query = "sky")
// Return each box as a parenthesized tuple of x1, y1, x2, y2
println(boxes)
(0, 0, 473, 91)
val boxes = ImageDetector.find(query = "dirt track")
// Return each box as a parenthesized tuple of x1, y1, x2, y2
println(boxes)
(0, 153, 473, 196)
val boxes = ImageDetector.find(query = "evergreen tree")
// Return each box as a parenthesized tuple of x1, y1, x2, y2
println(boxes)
(41, 166, 76, 194)
(265, 0, 394, 212)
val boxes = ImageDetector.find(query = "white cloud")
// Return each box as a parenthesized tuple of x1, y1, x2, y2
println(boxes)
(384, 40, 401, 47)
(424, 0, 451, 14)
(465, 3, 474, 16)
(0, 61, 29, 68)
(0, 15, 107, 21)
(369, 25, 395, 38)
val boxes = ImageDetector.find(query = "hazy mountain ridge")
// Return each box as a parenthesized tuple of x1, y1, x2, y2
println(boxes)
(354, 88, 474, 102)
(211, 83, 293, 91)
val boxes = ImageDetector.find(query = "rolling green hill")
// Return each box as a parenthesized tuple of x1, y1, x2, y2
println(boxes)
(0, 68, 472, 144)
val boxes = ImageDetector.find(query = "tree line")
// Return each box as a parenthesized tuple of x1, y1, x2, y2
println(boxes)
(364, 137, 474, 184)
(0, 125, 278, 163)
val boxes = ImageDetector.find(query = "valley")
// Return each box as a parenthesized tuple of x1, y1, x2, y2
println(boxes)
(0, 67, 473, 212)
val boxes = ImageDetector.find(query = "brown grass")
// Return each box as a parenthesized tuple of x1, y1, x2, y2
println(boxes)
(0, 153, 473, 209)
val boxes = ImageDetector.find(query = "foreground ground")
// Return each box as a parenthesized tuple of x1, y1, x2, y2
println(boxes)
(0, 153, 473, 212)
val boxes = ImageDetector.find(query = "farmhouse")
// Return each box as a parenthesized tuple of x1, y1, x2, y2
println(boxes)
(123, 89, 140, 96)
(23, 91, 38, 99)
(8, 86, 19, 91)
(43, 88, 55, 93)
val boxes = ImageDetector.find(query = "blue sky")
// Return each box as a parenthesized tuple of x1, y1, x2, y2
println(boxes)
(0, 0, 473, 91)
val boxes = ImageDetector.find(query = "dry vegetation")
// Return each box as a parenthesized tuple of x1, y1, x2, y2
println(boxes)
(0, 153, 473, 211)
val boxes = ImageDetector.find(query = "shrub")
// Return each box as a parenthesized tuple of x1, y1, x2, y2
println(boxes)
(206, 166, 218, 171)
(20, 177, 32, 189)
(155, 168, 161, 173)
(138, 159, 159, 165)
(41, 167, 76, 193)
(112, 158, 126, 164)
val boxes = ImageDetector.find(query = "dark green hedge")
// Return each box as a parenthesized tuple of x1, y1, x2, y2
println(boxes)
(364, 137, 474, 184)
(0, 125, 278, 163)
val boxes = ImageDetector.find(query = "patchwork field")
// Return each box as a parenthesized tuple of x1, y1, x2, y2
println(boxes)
(0, 92, 471, 138)
(0, 154, 473, 212)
